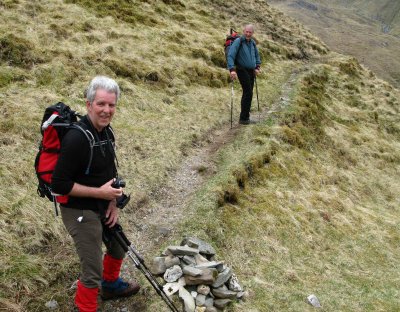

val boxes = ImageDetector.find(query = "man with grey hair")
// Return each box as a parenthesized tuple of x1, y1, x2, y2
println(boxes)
(52, 76, 140, 311)
(227, 24, 261, 124)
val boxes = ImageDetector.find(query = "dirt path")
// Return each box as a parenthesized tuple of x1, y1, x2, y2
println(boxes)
(102, 65, 305, 312)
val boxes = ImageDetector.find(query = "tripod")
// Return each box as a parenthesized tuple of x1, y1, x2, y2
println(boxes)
(103, 224, 180, 312)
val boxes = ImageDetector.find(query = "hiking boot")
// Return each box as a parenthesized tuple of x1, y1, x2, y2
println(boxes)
(239, 119, 257, 125)
(101, 278, 140, 301)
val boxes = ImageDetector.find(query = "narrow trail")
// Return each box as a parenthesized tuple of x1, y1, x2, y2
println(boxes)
(131, 66, 304, 253)
(103, 64, 307, 312)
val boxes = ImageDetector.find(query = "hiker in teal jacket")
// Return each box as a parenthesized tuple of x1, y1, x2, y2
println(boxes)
(228, 24, 261, 124)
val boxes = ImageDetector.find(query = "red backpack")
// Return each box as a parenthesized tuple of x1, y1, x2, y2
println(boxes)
(224, 28, 241, 61)
(34, 102, 94, 215)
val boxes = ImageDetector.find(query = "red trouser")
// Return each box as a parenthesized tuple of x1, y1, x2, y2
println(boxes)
(75, 255, 123, 311)
(75, 281, 98, 312)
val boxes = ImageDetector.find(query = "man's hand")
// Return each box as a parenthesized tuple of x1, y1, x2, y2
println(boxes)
(230, 71, 238, 80)
(99, 179, 123, 200)
(104, 199, 119, 227)
(69, 179, 122, 200)
(255, 68, 261, 75)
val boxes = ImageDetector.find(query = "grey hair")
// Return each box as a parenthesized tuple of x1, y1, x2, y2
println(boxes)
(243, 24, 255, 32)
(85, 76, 120, 103)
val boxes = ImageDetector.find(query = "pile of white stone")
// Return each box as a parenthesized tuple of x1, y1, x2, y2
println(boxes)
(150, 237, 247, 312)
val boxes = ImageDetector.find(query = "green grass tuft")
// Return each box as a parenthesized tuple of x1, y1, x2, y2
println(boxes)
(0, 34, 46, 68)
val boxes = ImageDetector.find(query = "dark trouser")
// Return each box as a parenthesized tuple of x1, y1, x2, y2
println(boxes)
(237, 68, 255, 121)
(61, 207, 126, 288)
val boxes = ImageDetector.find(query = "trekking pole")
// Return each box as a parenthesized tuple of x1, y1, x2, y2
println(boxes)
(230, 79, 234, 129)
(255, 75, 260, 122)
(105, 224, 180, 312)
(52, 196, 59, 217)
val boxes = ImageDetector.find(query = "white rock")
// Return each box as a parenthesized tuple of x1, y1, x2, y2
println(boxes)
(164, 265, 183, 283)
(163, 282, 181, 296)
(307, 294, 322, 308)
(45, 300, 58, 310)
(228, 273, 243, 292)
(179, 286, 196, 312)
(164, 276, 187, 296)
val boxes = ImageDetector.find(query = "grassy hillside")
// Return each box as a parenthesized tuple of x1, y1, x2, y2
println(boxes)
(1, 0, 399, 311)
(181, 54, 400, 311)
(0, 0, 327, 310)
(269, 0, 400, 88)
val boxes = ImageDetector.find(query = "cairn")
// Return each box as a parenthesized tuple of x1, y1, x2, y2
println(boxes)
(150, 237, 247, 312)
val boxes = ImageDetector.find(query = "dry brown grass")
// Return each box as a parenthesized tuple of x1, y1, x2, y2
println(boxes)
(0, 0, 331, 310)
(2, 0, 399, 311)
(179, 54, 400, 311)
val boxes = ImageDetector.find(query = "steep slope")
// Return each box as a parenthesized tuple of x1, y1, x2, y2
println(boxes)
(182, 54, 400, 311)
(269, 0, 400, 87)
(1, 0, 399, 311)
(0, 0, 328, 310)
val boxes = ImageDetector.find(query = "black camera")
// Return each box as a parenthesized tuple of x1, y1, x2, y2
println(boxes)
(111, 178, 130, 209)
(111, 177, 126, 189)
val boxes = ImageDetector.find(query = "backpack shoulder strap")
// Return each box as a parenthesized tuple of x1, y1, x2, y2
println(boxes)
(105, 125, 119, 173)
(238, 36, 248, 51)
(106, 125, 115, 141)
(70, 122, 95, 175)
(239, 37, 257, 47)
(233, 36, 244, 55)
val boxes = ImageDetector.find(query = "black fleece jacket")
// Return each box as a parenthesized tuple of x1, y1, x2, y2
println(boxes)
(51, 115, 116, 211)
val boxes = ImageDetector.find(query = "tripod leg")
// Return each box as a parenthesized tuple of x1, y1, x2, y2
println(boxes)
(107, 225, 180, 312)
(125, 249, 180, 312)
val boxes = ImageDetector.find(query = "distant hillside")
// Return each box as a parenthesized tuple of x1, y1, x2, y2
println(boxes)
(323, 0, 400, 34)
(269, 0, 400, 87)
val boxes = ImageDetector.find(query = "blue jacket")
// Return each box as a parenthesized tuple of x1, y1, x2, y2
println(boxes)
(227, 36, 261, 71)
